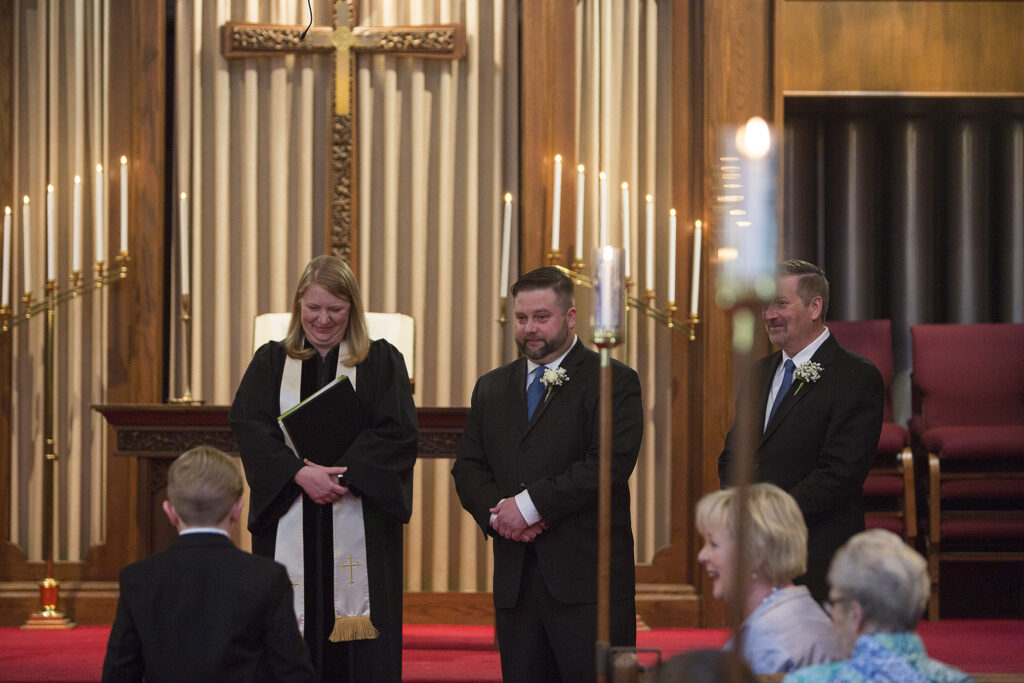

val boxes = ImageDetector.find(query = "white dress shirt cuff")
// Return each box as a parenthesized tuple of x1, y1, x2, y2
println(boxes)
(514, 490, 541, 526)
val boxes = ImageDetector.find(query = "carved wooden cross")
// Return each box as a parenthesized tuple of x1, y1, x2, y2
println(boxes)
(221, 1, 466, 262)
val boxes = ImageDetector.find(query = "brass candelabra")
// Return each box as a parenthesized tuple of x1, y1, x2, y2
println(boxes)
(3, 253, 129, 629)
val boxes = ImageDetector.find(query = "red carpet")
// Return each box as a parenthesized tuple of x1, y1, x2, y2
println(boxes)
(0, 621, 1019, 682)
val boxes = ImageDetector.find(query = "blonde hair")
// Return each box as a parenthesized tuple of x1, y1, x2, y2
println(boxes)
(695, 483, 808, 584)
(167, 446, 243, 527)
(283, 255, 370, 365)
(827, 529, 928, 632)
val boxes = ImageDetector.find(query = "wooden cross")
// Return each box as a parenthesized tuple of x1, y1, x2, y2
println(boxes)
(340, 553, 361, 585)
(221, 1, 466, 263)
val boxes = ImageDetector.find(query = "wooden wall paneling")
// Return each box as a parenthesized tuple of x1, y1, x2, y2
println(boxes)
(0, 0, 15, 581)
(80, 0, 167, 602)
(631, 0, 703, 628)
(519, 0, 576, 273)
(700, 0, 775, 627)
(778, 1, 1024, 95)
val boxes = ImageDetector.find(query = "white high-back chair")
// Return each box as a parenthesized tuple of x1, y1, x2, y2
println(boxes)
(251, 312, 416, 385)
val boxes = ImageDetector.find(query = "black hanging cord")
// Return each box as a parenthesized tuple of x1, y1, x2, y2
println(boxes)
(300, 0, 313, 40)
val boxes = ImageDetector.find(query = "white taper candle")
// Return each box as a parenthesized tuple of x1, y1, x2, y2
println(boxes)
(574, 165, 585, 260)
(120, 156, 128, 254)
(645, 194, 654, 291)
(2, 207, 11, 306)
(668, 209, 677, 304)
(22, 196, 31, 294)
(598, 172, 608, 247)
(690, 220, 703, 316)
(95, 164, 104, 264)
(551, 155, 562, 252)
(72, 176, 82, 273)
(621, 182, 630, 279)
(46, 185, 55, 281)
(500, 193, 512, 297)
(179, 192, 190, 296)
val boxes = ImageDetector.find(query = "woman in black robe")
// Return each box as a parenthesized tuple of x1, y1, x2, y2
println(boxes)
(230, 255, 417, 682)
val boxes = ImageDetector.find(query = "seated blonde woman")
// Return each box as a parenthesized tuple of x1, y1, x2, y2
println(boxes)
(697, 483, 842, 674)
(784, 529, 970, 682)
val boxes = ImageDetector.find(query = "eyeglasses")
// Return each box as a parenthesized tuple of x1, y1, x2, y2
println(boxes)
(823, 595, 851, 618)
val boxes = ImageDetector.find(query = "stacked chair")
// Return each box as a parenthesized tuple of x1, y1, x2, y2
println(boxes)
(828, 320, 916, 542)
(910, 323, 1024, 620)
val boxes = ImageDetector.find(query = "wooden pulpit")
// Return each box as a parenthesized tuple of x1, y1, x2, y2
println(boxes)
(93, 403, 467, 558)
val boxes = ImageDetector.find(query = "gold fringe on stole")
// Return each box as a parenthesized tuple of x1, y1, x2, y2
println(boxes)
(329, 614, 381, 642)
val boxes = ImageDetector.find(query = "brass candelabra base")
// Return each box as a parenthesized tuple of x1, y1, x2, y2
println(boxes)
(21, 577, 75, 630)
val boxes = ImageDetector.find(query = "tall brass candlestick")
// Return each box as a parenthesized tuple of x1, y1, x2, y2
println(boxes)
(23, 281, 74, 629)
(591, 248, 623, 683)
(170, 293, 201, 404)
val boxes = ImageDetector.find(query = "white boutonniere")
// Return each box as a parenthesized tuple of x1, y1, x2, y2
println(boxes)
(540, 367, 569, 401)
(793, 361, 823, 395)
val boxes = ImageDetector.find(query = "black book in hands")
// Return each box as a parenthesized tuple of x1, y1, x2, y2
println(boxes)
(278, 376, 368, 467)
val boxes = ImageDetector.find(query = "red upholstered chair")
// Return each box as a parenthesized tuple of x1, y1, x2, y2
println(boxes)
(828, 320, 916, 542)
(910, 323, 1024, 621)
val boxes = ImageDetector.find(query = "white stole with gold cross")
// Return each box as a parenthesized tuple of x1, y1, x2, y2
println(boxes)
(275, 344, 379, 642)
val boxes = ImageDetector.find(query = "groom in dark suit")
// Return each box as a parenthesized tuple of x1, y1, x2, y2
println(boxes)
(718, 260, 883, 601)
(452, 266, 644, 682)
(102, 446, 314, 683)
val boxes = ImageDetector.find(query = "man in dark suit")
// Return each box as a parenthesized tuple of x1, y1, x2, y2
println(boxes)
(102, 446, 315, 683)
(452, 266, 644, 682)
(718, 260, 884, 601)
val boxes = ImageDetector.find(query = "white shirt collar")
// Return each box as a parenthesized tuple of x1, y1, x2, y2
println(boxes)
(180, 527, 230, 537)
(782, 327, 830, 367)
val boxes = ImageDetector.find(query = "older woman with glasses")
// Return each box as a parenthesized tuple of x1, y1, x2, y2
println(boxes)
(697, 483, 842, 674)
(784, 529, 969, 682)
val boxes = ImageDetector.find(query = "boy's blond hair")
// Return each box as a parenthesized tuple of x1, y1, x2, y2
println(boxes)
(167, 446, 243, 527)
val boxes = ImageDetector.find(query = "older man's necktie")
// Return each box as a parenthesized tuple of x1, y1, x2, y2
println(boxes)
(767, 359, 795, 428)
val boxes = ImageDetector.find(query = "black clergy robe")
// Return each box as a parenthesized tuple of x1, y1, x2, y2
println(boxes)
(230, 338, 417, 683)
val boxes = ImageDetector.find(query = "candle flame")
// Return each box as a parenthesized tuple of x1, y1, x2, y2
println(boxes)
(645, 194, 653, 203)
(669, 208, 677, 216)
(578, 164, 585, 173)
(23, 196, 29, 205)
(5, 207, 10, 215)
(599, 171, 606, 180)
(47, 184, 54, 193)
(120, 156, 127, 165)
(736, 117, 771, 159)
(554, 154, 562, 163)
(74, 175, 81, 184)
(695, 220, 702, 229)
(180, 192, 188, 200)
(504, 192, 512, 203)
(621, 182, 628, 190)
(97, 164, 103, 172)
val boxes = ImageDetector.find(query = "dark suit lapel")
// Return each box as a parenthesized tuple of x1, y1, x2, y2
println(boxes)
(760, 335, 838, 443)
(523, 338, 586, 436)
(507, 358, 529, 430)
